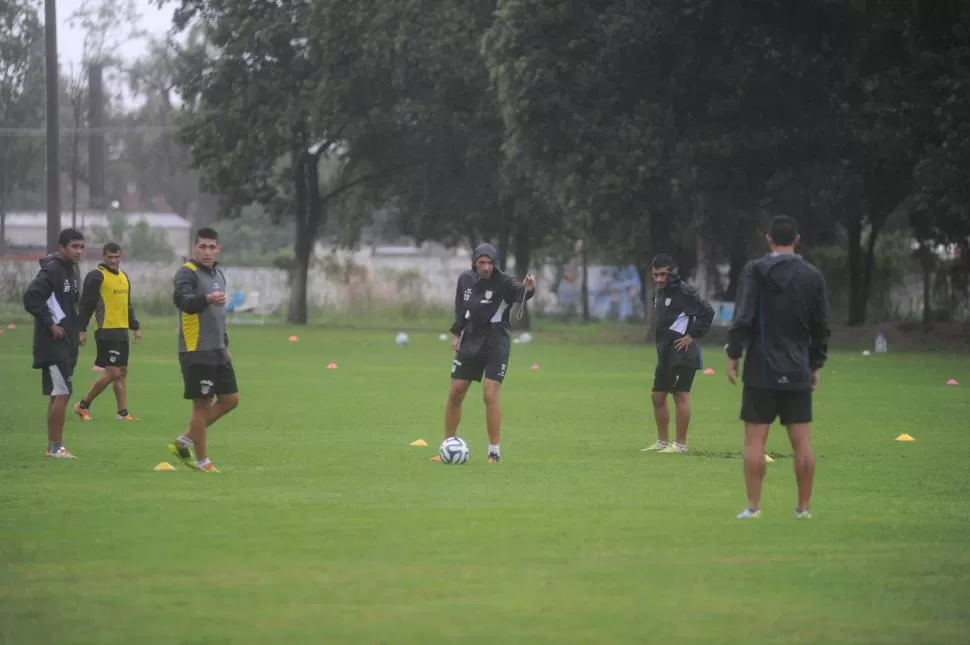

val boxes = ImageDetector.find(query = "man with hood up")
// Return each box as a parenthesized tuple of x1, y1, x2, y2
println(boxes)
(726, 215, 830, 520)
(644, 253, 715, 454)
(432, 243, 536, 464)
(23, 228, 86, 459)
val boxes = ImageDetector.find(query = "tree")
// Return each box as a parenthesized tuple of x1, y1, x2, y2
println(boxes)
(0, 0, 44, 249)
(168, 0, 407, 324)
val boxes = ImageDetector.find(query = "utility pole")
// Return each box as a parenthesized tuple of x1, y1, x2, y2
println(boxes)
(45, 0, 61, 252)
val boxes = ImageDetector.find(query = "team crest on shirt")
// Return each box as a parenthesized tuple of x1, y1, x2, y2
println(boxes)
(484, 290, 493, 300)
(665, 297, 672, 306)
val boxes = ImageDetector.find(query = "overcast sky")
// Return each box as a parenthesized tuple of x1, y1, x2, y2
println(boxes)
(56, 0, 175, 70)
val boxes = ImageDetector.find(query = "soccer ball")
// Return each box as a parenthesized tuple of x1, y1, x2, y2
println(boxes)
(438, 436, 470, 464)
(395, 332, 409, 346)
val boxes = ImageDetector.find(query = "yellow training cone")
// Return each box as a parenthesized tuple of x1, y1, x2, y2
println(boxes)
(895, 433, 915, 442)
(154, 462, 177, 471)
(410, 439, 428, 447)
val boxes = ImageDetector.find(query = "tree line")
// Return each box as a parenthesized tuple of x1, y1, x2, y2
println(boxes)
(3, 0, 968, 326)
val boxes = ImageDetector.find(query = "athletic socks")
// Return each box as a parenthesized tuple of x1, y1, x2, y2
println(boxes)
(48, 442, 62, 453)
(117, 409, 128, 418)
(488, 444, 500, 456)
(177, 436, 194, 448)
(78, 400, 90, 409)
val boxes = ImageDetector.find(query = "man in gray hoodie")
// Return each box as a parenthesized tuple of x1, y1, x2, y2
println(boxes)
(432, 243, 535, 464)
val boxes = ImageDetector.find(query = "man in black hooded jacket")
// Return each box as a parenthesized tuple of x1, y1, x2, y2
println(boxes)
(22, 228, 86, 459)
(726, 215, 830, 520)
(432, 243, 536, 464)
(644, 253, 715, 454)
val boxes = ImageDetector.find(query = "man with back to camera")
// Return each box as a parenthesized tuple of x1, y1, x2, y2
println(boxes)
(168, 227, 239, 472)
(431, 243, 536, 464)
(75, 242, 143, 421)
(22, 228, 86, 459)
(726, 215, 830, 519)
(643, 253, 715, 454)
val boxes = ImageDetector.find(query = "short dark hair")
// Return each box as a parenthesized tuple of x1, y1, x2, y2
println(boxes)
(102, 242, 122, 255)
(58, 228, 85, 247)
(651, 253, 676, 270)
(768, 216, 798, 246)
(196, 227, 219, 242)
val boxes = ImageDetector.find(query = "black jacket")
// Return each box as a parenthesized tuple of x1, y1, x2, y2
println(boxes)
(22, 254, 82, 369)
(726, 253, 830, 390)
(652, 273, 715, 371)
(450, 258, 534, 361)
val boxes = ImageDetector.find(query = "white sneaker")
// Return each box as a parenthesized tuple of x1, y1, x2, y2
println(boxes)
(641, 441, 669, 452)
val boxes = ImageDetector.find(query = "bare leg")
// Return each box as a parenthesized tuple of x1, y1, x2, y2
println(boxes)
(651, 392, 669, 443)
(180, 394, 239, 461)
(445, 380, 470, 438)
(112, 367, 128, 411)
(483, 379, 501, 445)
(787, 423, 815, 511)
(743, 424, 771, 510)
(82, 367, 122, 407)
(48, 396, 68, 443)
(673, 392, 691, 445)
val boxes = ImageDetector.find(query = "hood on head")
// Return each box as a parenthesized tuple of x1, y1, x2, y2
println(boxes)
(757, 253, 804, 292)
(472, 243, 499, 268)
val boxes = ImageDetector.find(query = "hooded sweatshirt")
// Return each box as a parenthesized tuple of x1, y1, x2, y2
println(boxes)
(449, 243, 534, 360)
(22, 254, 82, 369)
(651, 270, 715, 372)
(726, 253, 830, 390)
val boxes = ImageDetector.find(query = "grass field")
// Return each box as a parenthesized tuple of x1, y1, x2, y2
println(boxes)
(1, 320, 969, 645)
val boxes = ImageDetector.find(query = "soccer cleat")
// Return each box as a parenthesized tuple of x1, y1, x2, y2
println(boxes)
(487, 452, 501, 464)
(659, 443, 688, 454)
(73, 402, 92, 421)
(641, 441, 669, 452)
(168, 442, 196, 469)
(116, 414, 138, 421)
(794, 508, 812, 519)
(45, 447, 76, 459)
(736, 508, 761, 519)
(198, 462, 220, 472)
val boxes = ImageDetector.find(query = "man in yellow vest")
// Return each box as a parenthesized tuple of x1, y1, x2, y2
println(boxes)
(76, 242, 143, 421)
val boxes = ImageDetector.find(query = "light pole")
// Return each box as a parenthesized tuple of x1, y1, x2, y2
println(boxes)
(44, 0, 61, 253)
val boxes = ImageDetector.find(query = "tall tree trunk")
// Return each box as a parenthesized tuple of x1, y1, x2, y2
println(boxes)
(579, 239, 590, 322)
(288, 151, 312, 324)
(918, 244, 934, 324)
(860, 219, 884, 323)
(847, 216, 864, 325)
(512, 224, 533, 331)
(724, 233, 748, 301)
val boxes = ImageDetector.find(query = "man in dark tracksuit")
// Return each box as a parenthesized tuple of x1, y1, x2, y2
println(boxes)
(22, 228, 86, 459)
(645, 254, 715, 454)
(432, 243, 536, 464)
(726, 215, 830, 520)
(167, 227, 238, 473)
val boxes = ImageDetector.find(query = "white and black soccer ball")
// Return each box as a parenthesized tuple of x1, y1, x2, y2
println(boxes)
(395, 332, 409, 346)
(438, 436, 470, 464)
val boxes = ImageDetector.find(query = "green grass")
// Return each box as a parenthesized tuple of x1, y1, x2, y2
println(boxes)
(1, 322, 968, 645)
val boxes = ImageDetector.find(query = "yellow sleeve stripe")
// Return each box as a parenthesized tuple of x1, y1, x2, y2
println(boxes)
(183, 261, 198, 271)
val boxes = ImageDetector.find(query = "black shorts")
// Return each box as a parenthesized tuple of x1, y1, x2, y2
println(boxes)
(451, 356, 508, 383)
(741, 387, 813, 426)
(652, 364, 696, 393)
(95, 339, 130, 368)
(180, 361, 239, 400)
(41, 362, 74, 397)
